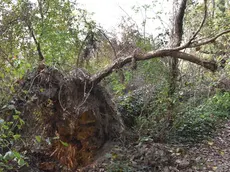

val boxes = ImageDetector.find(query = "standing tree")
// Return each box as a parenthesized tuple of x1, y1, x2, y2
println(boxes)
(167, 0, 187, 126)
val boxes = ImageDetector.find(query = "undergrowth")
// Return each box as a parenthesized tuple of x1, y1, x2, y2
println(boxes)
(119, 90, 230, 144)
(169, 91, 230, 143)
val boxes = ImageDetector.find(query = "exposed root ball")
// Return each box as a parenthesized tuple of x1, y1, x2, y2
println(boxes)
(9, 66, 124, 170)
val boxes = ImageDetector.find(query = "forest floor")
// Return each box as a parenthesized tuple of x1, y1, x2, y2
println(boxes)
(80, 120, 230, 172)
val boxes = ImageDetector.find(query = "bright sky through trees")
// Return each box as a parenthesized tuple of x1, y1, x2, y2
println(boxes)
(77, 0, 171, 36)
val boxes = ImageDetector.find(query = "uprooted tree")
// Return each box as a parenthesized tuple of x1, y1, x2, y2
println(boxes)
(6, 66, 124, 170)
(1, 0, 230, 171)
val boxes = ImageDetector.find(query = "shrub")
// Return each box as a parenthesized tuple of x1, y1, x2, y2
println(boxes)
(169, 91, 230, 143)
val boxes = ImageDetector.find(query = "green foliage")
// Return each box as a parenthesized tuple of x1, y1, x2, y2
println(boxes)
(133, 87, 173, 141)
(169, 91, 230, 143)
(0, 150, 27, 171)
(208, 91, 230, 117)
(137, 59, 168, 84)
(106, 70, 133, 97)
(0, 0, 229, 170)
(131, 82, 230, 143)
(118, 88, 148, 127)
(170, 110, 217, 143)
(0, 0, 95, 72)
(0, 110, 27, 171)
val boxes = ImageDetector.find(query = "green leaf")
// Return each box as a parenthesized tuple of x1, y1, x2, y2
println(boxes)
(18, 158, 26, 166)
(19, 118, 25, 126)
(2, 125, 9, 130)
(13, 151, 21, 159)
(35, 136, 41, 143)
(3, 151, 14, 160)
(13, 115, 19, 120)
(60, 140, 69, 147)
(1, 105, 7, 109)
(14, 110, 21, 115)
(13, 134, 21, 140)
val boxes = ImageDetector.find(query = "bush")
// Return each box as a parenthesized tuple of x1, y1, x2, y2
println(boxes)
(117, 85, 156, 127)
(169, 91, 230, 143)
(129, 89, 230, 144)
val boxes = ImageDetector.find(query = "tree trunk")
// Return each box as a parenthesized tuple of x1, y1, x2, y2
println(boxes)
(167, 0, 187, 126)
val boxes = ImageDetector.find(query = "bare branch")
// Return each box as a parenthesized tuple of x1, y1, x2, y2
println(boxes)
(98, 29, 118, 59)
(162, 28, 230, 52)
(168, 0, 188, 99)
(191, 29, 230, 47)
(90, 49, 217, 84)
(181, 0, 208, 48)
(118, 5, 139, 29)
(149, 0, 207, 54)
(168, 1, 229, 52)
(27, 23, 44, 61)
(188, 0, 207, 42)
(166, 0, 207, 51)
(91, 27, 230, 85)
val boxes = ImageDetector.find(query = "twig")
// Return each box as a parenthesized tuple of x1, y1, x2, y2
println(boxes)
(28, 74, 41, 92)
(58, 83, 71, 116)
(118, 5, 139, 29)
(77, 81, 94, 110)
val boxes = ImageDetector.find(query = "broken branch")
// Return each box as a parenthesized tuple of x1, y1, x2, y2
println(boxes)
(90, 49, 217, 84)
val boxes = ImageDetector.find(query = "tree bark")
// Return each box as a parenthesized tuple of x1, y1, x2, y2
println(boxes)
(212, 0, 215, 17)
(90, 50, 217, 85)
(166, 0, 187, 126)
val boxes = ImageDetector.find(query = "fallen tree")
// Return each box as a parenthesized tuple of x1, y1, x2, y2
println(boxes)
(1, 0, 230, 171)
(3, 66, 124, 171)
(3, 47, 219, 170)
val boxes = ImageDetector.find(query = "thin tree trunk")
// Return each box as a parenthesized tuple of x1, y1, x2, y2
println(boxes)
(167, 0, 187, 126)
(212, 0, 215, 17)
